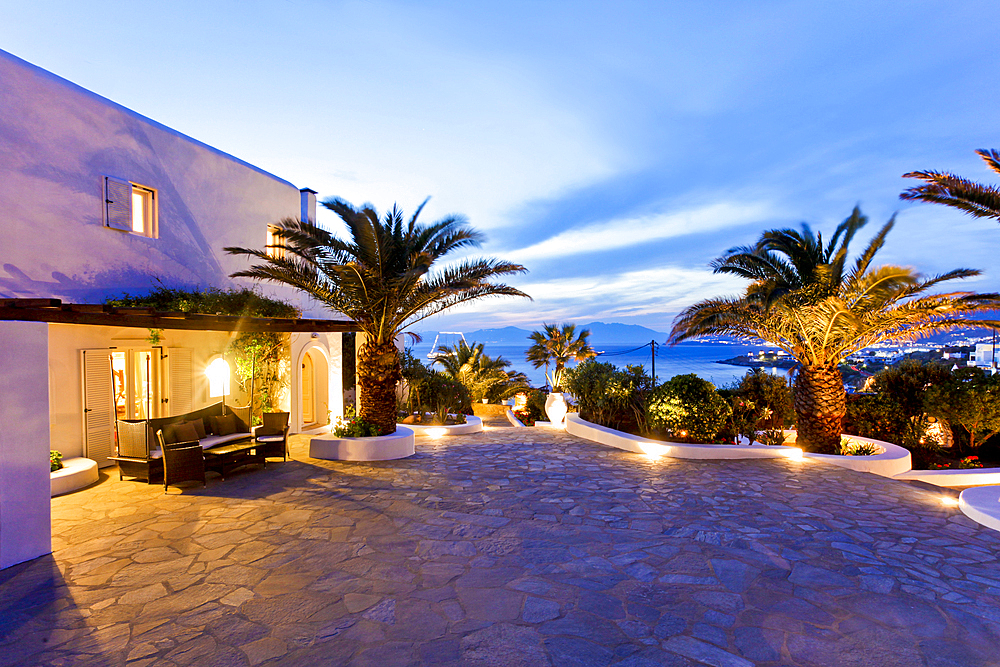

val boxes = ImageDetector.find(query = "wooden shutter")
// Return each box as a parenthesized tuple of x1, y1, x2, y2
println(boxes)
(167, 348, 193, 416)
(82, 349, 115, 467)
(104, 176, 132, 231)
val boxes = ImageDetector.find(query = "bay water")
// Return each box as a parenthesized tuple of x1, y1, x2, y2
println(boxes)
(408, 340, 786, 389)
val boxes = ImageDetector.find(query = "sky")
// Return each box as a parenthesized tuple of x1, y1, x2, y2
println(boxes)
(2, 1, 999, 334)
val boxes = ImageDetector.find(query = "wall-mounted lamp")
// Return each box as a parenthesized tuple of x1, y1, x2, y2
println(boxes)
(206, 357, 231, 398)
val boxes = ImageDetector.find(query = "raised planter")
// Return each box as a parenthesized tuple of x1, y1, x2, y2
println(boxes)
(404, 416, 483, 436)
(51, 457, 99, 497)
(959, 486, 1000, 533)
(472, 403, 510, 418)
(790, 433, 913, 478)
(310, 426, 415, 461)
(894, 468, 1000, 487)
(565, 413, 803, 461)
(506, 409, 526, 427)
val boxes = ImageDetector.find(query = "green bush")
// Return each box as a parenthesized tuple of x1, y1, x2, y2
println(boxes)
(925, 367, 1000, 452)
(646, 374, 731, 443)
(50, 450, 63, 472)
(334, 416, 385, 437)
(524, 389, 547, 424)
(565, 360, 653, 433)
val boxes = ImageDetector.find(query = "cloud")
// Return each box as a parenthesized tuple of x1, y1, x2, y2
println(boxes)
(507, 201, 776, 262)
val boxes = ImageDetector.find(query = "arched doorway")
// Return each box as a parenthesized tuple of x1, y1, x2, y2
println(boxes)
(301, 352, 315, 425)
(296, 345, 330, 431)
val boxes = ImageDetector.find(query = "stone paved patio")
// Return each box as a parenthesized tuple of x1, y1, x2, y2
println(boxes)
(3, 427, 1000, 666)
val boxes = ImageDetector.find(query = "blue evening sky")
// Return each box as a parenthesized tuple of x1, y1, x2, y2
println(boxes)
(3, 1, 999, 333)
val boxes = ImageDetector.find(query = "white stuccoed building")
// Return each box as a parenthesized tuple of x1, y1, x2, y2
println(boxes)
(0, 49, 353, 569)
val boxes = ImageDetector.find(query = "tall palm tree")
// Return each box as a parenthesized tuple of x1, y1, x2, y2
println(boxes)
(526, 323, 597, 391)
(434, 340, 529, 403)
(225, 198, 529, 433)
(901, 149, 1000, 222)
(669, 207, 1000, 454)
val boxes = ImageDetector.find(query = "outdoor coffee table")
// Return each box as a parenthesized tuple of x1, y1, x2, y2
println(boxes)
(204, 439, 265, 480)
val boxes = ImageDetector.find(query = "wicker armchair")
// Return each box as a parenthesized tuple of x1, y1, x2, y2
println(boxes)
(112, 419, 162, 483)
(156, 430, 206, 491)
(254, 412, 290, 461)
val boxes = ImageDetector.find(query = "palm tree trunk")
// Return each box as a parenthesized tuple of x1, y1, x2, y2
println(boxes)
(793, 365, 846, 454)
(357, 339, 402, 435)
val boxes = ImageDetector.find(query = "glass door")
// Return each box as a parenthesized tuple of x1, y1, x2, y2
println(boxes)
(112, 349, 161, 419)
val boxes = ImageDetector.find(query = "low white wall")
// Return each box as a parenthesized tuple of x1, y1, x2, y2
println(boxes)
(959, 486, 1000, 533)
(0, 321, 52, 569)
(406, 416, 483, 436)
(51, 457, 99, 497)
(565, 413, 803, 460)
(895, 468, 1000, 487)
(793, 434, 913, 478)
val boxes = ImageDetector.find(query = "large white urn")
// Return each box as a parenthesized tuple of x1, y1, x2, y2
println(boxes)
(544, 392, 568, 426)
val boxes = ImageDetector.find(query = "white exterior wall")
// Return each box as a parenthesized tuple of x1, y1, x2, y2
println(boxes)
(0, 48, 325, 316)
(972, 343, 996, 369)
(0, 321, 51, 569)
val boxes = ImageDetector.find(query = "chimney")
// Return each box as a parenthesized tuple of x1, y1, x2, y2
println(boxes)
(300, 188, 317, 225)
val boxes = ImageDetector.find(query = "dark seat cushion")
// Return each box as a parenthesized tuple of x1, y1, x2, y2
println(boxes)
(161, 423, 179, 444)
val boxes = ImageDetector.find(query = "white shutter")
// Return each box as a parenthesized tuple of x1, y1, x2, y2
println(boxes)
(82, 349, 115, 467)
(104, 176, 132, 231)
(167, 348, 193, 416)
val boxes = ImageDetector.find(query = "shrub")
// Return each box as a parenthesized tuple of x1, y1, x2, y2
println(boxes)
(925, 367, 1000, 452)
(840, 437, 880, 456)
(50, 450, 63, 472)
(524, 389, 547, 424)
(334, 415, 385, 437)
(735, 368, 792, 430)
(565, 361, 654, 433)
(645, 374, 731, 443)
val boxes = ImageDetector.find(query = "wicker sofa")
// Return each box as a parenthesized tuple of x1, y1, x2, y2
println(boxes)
(111, 402, 252, 483)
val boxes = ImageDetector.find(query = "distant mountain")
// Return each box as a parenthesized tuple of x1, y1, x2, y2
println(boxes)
(417, 322, 670, 347)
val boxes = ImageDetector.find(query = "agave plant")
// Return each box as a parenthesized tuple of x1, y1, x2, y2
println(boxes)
(225, 198, 529, 433)
(525, 323, 596, 391)
(669, 207, 1000, 454)
(433, 339, 529, 403)
(901, 149, 1000, 223)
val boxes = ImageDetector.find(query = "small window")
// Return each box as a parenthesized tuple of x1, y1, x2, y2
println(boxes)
(266, 224, 286, 259)
(104, 176, 157, 238)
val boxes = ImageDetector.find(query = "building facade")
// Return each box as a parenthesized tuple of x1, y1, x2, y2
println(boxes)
(0, 49, 347, 569)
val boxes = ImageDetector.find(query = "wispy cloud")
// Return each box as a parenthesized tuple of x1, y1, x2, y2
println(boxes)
(508, 201, 775, 262)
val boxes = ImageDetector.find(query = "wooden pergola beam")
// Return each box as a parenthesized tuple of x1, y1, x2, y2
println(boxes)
(0, 299, 359, 333)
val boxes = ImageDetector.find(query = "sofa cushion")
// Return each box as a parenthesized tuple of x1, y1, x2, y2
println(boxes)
(213, 414, 238, 436)
(200, 433, 251, 449)
(185, 418, 207, 440)
(161, 423, 179, 444)
(172, 421, 200, 444)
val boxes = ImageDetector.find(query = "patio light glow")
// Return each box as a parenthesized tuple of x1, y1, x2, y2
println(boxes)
(426, 427, 447, 439)
(638, 442, 670, 459)
(206, 358, 230, 397)
(940, 496, 959, 507)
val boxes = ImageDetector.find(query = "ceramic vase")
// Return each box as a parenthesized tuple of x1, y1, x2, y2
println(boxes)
(544, 392, 568, 426)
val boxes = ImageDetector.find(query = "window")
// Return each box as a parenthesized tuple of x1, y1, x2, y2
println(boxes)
(266, 224, 286, 259)
(104, 176, 157, 237)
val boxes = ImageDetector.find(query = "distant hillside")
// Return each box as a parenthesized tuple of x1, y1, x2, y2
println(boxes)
(417, 321, 670, 347)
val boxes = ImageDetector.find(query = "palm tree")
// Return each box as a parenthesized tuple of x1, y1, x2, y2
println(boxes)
(901, 149, 1000, 222)
(525, 323, 597, 391)
(225, 198, 529, 433)
(434, 340, 529, 403)
(669, 207, 1000, 454)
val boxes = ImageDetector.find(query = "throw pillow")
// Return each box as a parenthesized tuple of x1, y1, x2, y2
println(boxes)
(214, 414, 238, 436)
(161, 423, 178, 444)
(186, 418, 207, 439)
(172, 421, 200, 443)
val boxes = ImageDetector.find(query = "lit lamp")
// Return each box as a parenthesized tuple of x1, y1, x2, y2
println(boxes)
(206, 357, 231, 398)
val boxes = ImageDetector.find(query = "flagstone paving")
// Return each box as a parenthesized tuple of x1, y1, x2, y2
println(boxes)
(3, 427, 1000, 666)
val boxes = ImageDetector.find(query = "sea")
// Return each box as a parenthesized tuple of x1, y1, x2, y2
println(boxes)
(407, 340, 787, 389)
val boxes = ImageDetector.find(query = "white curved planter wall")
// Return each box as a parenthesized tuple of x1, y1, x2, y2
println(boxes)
(51, 457, 99, 497)
(405, 416, 483, 436)
(789, 433, 913, 478)
(565, 414, 803, 461)
(895, 468, 1000, 487)
(959, 486, 1000, 533)
(505, 409, 526, 428)
(310, 427, 415, 461)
